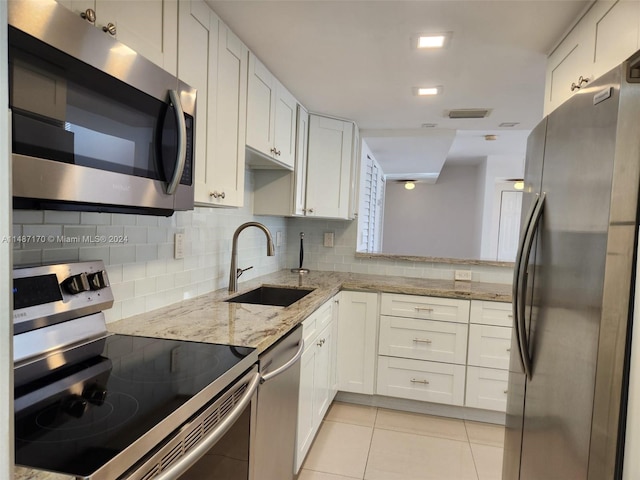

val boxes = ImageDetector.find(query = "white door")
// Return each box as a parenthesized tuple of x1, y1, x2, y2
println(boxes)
(497, 190, 523, 262)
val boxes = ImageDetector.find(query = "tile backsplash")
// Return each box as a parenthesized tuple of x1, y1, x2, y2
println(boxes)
(12, 171, 513, 323)
(12, 171, 288, 323)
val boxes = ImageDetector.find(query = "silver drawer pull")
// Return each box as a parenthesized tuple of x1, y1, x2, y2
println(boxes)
(413, 338, 432, 344)
(506, 348, 511, 352)
(507, 314, 513, 318)
(504, 389, 509, 394)
(410, 378, 429, 385)
(414, 306, 434, 312)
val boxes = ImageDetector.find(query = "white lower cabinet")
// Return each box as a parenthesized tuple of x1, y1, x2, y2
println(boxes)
(465, 300, 513, 412)
(295, 297, 337, 473)
(465, 366, 509, 411)
(377, 356, 466, 405)
(336, 291, 378, 394)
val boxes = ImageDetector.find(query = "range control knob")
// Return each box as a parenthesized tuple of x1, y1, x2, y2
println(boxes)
(63, 273, 90, 295)
(88, 271, 109, 290)
(63, 395, 89, 418)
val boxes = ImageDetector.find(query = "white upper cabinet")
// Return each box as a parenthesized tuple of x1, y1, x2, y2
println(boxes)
(544, 0, 640, 115)
(293, 105, 310, 216)
(246, 52, 297, 170)
(58, 0, 178, 75)
(178, 0, 247, 207)
(305, 114, 355, 219)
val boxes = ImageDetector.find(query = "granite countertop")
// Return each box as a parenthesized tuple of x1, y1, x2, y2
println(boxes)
(107, 270, 511, 353)
(15, 270, 511, 480)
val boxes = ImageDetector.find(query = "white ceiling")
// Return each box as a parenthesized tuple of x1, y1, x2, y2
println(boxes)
(207, 0, 590, 178)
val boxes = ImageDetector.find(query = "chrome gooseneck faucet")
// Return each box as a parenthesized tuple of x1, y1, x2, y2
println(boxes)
(229, 222, 275, 292)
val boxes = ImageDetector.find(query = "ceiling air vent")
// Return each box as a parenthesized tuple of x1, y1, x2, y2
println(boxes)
(447, 108, 492, 119)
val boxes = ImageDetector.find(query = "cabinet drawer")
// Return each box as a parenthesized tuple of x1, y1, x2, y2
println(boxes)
(380, 294, 470, 324)
(302, 298, 333, 348)
(376, 356, 465, 406)
(379, 315, 468, 365)
(465, 366, 509, 412)
(468, 324, 512, 370)
(470, 300, 513, 327)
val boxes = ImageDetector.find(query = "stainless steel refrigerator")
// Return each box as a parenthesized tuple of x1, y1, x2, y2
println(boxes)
(503, 51, 640, 480)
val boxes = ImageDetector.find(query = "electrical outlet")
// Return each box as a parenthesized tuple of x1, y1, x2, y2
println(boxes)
(275, 231, 282, 247)
(174, 233, 184, 259)
(324, 232, 335, 247)
(454, 270, 472, 281)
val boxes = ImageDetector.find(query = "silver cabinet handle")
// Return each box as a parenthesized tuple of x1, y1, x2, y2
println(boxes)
(210, 191, 226, 199)
(410, 378, 429, 384)
(102, 22, 116, 36)
(414, 306, 434, 312)
(413, 338, 432, 344)
(504, 389, 509, 394)
(316, 338, 325, 347)
(152, 371, 260, 480)
(275, 149, 281, 156)
(307, 208, 314, 214)
(166, 90, 187, 195)
(517, 192, 546, 380)
(570, 75, 589, 92)
(260, 339, 304, 384)
(80, 8, 95, 22)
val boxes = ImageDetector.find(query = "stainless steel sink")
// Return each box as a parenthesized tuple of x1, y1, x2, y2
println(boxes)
(225, 286, 314, 307)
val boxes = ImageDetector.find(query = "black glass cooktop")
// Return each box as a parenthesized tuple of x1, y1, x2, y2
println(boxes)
(14, 334, 256, 477)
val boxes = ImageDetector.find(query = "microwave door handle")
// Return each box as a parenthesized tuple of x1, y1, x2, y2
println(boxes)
(166, 90, 187, 195)
(512, 193, 539, 374)
(151, 371, 260, 480)
(517, 192, 546, 380)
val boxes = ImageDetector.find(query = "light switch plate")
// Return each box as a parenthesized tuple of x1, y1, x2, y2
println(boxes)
(324, 232, 335, 247)
(454, 270, 472, 281)
(275, 231, 282, 247)
(174, 233, 184, 259)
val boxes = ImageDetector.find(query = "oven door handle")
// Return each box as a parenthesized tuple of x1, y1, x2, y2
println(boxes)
(260, 339, 304, 384)
(152, 371, 260, 480)
(166, 89, 187, 195)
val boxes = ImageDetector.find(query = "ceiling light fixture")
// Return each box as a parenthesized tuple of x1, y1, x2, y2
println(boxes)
(484, 134, 497, 141)
(404, 181, 416, 190)
(414, 86, 442, 96)
(514, 180, 525, 190)
(413, 32, 452, 49)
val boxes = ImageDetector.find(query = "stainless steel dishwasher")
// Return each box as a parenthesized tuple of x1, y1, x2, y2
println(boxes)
(254, 325, 304, 480)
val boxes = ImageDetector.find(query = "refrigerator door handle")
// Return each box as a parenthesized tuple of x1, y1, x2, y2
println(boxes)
(517, 192, 546, 380)
(512, 193, 540, 373)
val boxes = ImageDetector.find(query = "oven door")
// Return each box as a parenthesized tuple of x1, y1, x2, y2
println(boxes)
(125, 366, 259, 480)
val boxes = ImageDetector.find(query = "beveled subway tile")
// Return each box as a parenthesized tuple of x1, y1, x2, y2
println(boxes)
(470, 443, 504, 480)
(302, 421, 372, 479)
(465, 421, 505, 447)
(365, 429, 478, 480)
(375, 408, 468, 442)
(325, 402, 377, 427)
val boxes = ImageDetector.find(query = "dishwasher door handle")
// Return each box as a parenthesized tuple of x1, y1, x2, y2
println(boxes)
(151, 371, 260, 480)
(260, 339, 305, 384)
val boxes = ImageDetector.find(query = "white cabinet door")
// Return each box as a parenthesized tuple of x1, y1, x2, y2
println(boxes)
(313, 322, 333, 425)
(273, 81, 297, 169)
(58, 0, 178, 75)
(465, 366, 509, 412)
(294, 105, 309, 215)
(337, 291, 378, 395)
(246, 53, 276, 156)
(468, 324, 512, 370)
(295, 345, 316, 472)
(306, 114, 354, 219)
(380, 294, 470, 324)
(212, 22, 247, 207)
(178, 0, 217, 205)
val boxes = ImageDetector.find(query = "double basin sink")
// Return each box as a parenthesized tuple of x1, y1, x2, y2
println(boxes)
(225, 286, 314, 307)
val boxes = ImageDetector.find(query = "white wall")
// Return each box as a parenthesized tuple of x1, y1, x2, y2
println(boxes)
(1, 2, 14, 477)
(12, 171, 289, 323)
(381, 164, 482, 259)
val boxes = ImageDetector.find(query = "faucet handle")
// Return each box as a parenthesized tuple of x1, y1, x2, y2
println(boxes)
(236, 266, 254, 279)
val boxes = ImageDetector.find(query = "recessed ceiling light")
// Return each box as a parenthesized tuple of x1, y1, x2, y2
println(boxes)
(413, 86, 442, 96)
(413, 32, 452, 49)
(499, 122, 520, 128)
(421, 123, 438, 128)
(404, 181, 416, 190)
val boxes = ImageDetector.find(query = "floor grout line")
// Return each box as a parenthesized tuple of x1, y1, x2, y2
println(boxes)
(360, 406, 379, 480)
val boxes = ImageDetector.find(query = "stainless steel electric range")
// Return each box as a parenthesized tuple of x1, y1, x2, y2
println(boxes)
(13, 261, 259, 480)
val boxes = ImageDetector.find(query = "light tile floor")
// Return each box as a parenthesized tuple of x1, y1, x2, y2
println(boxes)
(296, 402, 504, 480)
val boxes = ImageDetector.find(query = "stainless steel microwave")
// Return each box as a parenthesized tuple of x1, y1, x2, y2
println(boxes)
(8, 0, 196, 216)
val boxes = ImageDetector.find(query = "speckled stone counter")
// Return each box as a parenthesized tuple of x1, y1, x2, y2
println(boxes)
(15, 270, 511, 480)
(107, 270, 511, 353)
